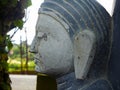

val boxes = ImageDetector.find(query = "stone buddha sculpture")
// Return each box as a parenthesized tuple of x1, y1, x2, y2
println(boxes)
(30, 0, 113, 90)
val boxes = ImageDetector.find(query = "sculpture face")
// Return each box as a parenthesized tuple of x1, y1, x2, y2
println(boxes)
(30, 14, 74, 76)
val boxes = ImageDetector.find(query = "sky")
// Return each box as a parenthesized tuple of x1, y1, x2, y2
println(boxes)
(7, 0, 44, 45)
(7, 0, 115, 45)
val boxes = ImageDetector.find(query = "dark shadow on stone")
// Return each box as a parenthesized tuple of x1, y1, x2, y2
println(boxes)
(108, 0, 120, 90)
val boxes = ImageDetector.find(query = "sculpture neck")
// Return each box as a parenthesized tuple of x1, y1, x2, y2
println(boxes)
(56, 70, 107, 90)
(56, 72, 84, 90)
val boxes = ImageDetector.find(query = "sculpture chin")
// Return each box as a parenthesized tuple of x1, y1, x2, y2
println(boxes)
(34, 54, 74, 77)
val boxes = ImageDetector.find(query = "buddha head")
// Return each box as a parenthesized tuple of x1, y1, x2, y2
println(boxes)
(30, 0, 111, 79)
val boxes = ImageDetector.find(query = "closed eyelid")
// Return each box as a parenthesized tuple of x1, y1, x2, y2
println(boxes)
(37, 32, 44, 38)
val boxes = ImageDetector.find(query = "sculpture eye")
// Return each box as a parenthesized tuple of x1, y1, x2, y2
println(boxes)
(37, 32, 47, 41)
(37, 32, 44, 38)
(43, 33, 47, 41)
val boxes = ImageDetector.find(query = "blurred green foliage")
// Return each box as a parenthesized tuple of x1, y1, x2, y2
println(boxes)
(8, 43, 35, 73)
(9, 43, 34, 59)
(8, 58, 35, 72)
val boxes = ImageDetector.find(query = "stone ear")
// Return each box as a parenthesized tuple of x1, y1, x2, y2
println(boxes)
(74, 30, 96, 79)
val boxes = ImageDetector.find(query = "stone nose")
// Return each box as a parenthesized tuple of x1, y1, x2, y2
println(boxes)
(29, 37, 38, 53)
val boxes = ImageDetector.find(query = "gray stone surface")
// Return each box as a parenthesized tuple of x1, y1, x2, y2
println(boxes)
(57, 72, 112, 90)
(10, 75, 37, 90)
(30, 0, 112, 90)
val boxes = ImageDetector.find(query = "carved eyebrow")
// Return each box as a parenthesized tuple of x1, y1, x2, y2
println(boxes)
(37, 32, 47, 41)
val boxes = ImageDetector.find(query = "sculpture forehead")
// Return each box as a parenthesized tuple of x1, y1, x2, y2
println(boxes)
(36, 14, 68, 33)
(36, 13, 72, 42)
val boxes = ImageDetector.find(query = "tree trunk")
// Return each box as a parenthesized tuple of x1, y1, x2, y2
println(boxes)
(0, 21, 11, 90)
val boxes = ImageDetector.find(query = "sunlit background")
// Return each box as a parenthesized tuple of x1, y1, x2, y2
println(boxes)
(7, 0, 115, 45)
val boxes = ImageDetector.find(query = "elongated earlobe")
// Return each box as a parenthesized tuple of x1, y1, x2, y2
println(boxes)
(74, 30, 96, 79)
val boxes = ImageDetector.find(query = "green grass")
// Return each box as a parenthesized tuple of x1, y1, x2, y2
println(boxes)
(8, 57, 35, 73)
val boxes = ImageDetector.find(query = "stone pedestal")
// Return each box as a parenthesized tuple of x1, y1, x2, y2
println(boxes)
(36, 73, 57, 90)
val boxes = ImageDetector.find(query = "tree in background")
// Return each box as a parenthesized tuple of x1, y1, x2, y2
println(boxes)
(8, 42, 34, 74)
(0, 0, 31, 90)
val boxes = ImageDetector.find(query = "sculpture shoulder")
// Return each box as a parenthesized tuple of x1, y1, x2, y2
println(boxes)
(80, 79, 113, 90)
